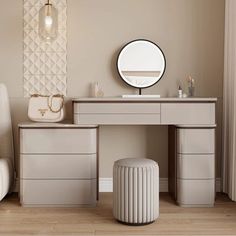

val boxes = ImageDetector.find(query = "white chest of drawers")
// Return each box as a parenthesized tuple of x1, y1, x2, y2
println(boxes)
(175, 126, 216, 207)
(19, 123, 98, 207)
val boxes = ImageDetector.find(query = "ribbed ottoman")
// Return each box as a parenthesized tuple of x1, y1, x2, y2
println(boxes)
(113, 158, 159, 225)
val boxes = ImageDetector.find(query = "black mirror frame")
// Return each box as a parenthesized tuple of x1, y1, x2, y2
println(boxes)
(116, 39, 166, 90)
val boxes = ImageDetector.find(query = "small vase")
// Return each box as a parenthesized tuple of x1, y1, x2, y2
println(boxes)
(91, 82, 99, 97)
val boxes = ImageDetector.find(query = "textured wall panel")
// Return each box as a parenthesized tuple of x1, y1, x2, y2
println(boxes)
(23, 0, 67, 97)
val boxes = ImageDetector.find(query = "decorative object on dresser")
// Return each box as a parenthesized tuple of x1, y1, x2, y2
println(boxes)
(19, 123, 98, 207)
(178, 86, 183, 98)
(90, 82, 104, 98)
(187, 75, 195, 97)
(28, 94, 65, 122)
(117, 39, 166, 96)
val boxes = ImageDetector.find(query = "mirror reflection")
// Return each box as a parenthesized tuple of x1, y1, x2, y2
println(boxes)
(117, 40, 166, 89)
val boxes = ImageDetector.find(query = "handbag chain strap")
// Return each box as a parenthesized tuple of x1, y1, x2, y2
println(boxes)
(31, 94, 64, 113)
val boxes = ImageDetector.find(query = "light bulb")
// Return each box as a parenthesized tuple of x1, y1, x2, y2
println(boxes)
(45, 15, 53, 27)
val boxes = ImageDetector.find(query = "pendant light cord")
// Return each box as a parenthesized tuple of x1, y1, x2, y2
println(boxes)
(46, 0, 51, 5)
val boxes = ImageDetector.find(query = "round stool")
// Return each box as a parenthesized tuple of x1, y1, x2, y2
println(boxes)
(113, 158, 159, 225)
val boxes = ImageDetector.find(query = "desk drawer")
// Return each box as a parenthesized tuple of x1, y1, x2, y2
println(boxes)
(74, 103, 161, 114)
(21, 154, 96, 179)
(74, 113, 161, 125)
(177, 154, 214, 179)
(177, 179, 215, 206)
(161, 103, 215, 125)
(177, 128, 215, 154)
(20, 128, 97, 154)
(20, 179, 97, 206)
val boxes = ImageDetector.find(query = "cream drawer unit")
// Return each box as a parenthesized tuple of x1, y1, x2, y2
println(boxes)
(161, 103, 215, 125)
(177, 154, 215, 179)
(177, 179, 215, 207)
(20, 179, 97, 206)
(169, 125, 216, 207)
(177, 128, 215, 154)
(73, 97, 216, 126)
(20, 128, 96, 154)
(19, 123, 98, 207)
(74, 101, 161, 125)
(74, 113, 161, 125)
(21, 154, 96, 179)
(74, 102, 161, 114)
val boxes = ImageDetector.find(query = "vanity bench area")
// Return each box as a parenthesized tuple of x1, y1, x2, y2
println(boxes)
(73, 97, 217, 207)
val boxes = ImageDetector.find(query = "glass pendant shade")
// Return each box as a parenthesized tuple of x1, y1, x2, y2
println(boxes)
(39, 2, 58, 42)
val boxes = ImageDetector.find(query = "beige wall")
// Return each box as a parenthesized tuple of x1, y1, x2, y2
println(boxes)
(0, 0, 225, 179)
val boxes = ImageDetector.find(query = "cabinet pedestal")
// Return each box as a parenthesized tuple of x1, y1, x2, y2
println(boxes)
(19, 123, 98, 207)
(169, 125, 216, 207)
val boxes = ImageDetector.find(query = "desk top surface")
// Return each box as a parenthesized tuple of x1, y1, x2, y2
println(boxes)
(72, 97, 217, 103)
(18, 122, 98, 129)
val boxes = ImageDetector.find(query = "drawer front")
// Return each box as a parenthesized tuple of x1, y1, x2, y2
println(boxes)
(74, 103, 161, 114)
(177, 179, 215, 206)
(161, 103, 215, 125)
(21, 154, 96, 179)
(20, 179, 97, 206)
(74, 114, 161, 125)
(177, 154, 215, 179)
(20, 128, 97, 154)
(177, 128, 215, 154)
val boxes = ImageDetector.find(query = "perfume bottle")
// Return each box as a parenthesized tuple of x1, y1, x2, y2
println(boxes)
(178, 86, 183, 98)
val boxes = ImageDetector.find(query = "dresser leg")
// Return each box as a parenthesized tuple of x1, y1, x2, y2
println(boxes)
(168, 125, 177, 201)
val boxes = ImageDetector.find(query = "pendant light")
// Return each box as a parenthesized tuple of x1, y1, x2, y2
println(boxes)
(39, 0, 58, 42)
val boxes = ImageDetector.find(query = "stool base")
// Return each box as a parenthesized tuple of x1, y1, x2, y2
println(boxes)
(117, 220, 155, 226)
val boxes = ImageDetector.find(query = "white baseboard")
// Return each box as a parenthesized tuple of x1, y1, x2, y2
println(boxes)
(13, 178, 19, 193)
(99, 177, 222, 193)
(216, 178, 222, 193)
(99, 178, 113, 193)
(14, 177, 222, 193)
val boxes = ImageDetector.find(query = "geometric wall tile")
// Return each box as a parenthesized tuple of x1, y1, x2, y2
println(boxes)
(23, 0, 67, 97)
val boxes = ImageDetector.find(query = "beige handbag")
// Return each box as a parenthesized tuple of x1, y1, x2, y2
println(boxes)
(28, 94, 65, 123)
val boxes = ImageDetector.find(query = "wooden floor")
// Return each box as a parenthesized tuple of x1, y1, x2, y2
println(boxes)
(0, 193, 236, 236)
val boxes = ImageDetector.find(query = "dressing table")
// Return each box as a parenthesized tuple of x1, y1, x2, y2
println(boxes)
(72, 97, 217, 207)
(19, 39, 217, 207)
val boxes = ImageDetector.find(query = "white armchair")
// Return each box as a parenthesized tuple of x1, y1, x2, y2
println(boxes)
(0, 159, 13, 200)
(0, 84, 14, 201)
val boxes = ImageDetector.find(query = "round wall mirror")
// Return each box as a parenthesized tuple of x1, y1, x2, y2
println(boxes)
(117, 39, 166, 89)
